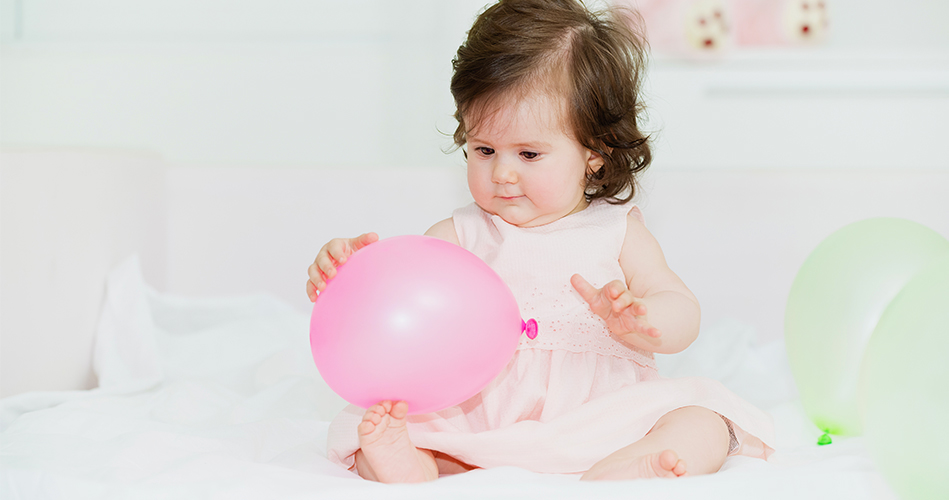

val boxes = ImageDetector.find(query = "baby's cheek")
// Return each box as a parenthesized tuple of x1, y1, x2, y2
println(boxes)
(466, 176, 492, 204)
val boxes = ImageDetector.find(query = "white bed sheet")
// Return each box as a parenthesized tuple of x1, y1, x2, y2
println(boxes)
(0, 257, 897, 499)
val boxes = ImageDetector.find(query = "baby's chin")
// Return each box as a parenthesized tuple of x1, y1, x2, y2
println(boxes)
(497, 211, 558, 228)
(485, 204, 583, 229)
(476, 204, 526, 226)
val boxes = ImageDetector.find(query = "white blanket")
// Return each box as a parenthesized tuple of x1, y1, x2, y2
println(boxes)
(0, 257, 896, 499)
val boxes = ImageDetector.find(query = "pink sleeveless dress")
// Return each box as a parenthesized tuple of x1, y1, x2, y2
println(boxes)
(326, 200, 774, 474)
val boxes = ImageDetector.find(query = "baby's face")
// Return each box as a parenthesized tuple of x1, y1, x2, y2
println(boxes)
(464, 92, 603, 228)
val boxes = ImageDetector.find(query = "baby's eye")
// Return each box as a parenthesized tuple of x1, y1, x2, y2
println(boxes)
(475, 146, 495, 156)
(520, 151, 538, 160)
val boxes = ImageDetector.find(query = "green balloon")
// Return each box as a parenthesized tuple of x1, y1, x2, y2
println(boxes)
(860, 256, 949, 500)
(785, 218, 949, 436)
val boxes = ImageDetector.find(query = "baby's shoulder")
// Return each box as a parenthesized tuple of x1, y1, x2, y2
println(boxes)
(619, 205, 664, 260)
(626, 204, 645, 225)
(589, 198, 644, 225)
(424, 217, 460, 246)
(622, 213, 648, 246)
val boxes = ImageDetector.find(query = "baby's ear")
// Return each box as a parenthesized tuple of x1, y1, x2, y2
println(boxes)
(587, 149, 607, 173)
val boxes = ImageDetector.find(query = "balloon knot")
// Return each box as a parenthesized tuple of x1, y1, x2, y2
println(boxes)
(522, 319, 538, 339)
(817, 432, 832, 446)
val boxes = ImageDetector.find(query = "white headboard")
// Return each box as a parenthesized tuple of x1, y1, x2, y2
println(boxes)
(0, 149, 167, 398)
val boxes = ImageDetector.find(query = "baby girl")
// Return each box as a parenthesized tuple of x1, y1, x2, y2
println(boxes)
(307, 0, 774, 483)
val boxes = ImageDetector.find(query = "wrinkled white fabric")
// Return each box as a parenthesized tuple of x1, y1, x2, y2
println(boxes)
(0, 257, 894, 500)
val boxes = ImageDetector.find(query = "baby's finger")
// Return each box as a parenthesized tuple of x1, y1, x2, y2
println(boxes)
(612, 289, 637, 313)
(315, 251, 339, 279)
(307, 262, 324, 283)
(352, 232, 379, 252)
(306, 279, 318, 302)
(637, 303, 648, 317)
(570, 274, 599, 304)
(605, 280, 627, 300)
(628, 298, 647, 317)
(307, 264, 328, 294)
(641, 325, 661, 338)
(326, 239, 351, 265)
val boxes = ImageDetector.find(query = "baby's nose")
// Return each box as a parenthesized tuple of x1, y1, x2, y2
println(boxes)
(492, 160, 518, 184)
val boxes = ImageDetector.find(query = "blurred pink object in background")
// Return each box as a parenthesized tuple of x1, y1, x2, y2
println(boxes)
(618, 0, 829, 56)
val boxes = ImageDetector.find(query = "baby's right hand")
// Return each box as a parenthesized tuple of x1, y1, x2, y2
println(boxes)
(307, 232, 379, 302)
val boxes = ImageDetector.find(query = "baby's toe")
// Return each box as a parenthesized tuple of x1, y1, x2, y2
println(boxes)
(362, 408, 381, 424)
(357, 419, 376, 437)
(657, 450, 678, 470)
(391, 401, 409, 419)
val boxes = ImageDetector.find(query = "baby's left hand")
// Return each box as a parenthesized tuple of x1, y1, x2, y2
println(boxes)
(570, 274, 661, 339)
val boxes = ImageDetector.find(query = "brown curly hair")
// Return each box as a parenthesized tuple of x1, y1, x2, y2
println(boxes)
(451, 0, 652, 203)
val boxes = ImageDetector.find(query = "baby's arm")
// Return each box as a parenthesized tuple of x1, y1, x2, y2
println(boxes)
(572, 213, 700, 354)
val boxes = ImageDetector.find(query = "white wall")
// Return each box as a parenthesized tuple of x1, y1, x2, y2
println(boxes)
(1, 0, 947, 169)
(0, 0, 488, 167)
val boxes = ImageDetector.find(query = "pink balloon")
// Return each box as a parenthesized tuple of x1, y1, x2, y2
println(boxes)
(310, 235, 536, 415)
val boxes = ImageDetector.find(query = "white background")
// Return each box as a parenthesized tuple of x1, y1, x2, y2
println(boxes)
(1, 0, 948, 397)
(1, 0, 947, 170)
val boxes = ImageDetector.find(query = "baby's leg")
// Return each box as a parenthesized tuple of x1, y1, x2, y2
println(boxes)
(581, 405, 730, 481)
(432, 451, 479, 475)
(353, 401, 438, 483)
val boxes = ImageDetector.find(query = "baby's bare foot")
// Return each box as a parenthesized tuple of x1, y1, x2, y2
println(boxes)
(581, 449, 688, 481)
(357, 401, 437, 483)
